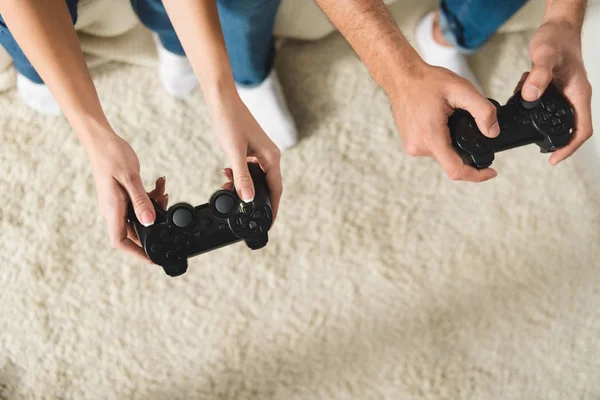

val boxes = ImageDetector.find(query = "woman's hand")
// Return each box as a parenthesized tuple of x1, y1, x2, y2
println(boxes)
(208, 92, 283, 220)
(521, 20, 593, 165)
(84, 131, 167, 262)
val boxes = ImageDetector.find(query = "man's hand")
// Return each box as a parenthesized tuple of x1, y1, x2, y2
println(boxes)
(522, 18, 593, 165)
(389, 64, 499, 182)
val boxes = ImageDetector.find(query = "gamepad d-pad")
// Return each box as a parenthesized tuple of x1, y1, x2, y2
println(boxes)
(128, 163, 273, 277)
(448, 82, 574, 169)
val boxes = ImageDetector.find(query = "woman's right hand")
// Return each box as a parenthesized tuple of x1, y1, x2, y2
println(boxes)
(84, 131, 167, 262)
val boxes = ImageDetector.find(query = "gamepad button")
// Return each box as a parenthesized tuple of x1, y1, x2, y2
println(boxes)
(242, 204, 253, 215)
(474, 138, 486, 149)
(218, 223, 227, 230)
(545, 102, 556, 112)
(521, 97, 540, 110)
(556, 109, 566, 116)
(249, 221, 258, 230)
(542, 112, 551, 121)
(214, 194, 235, 215)
(193, 231, 203, 238)
(172, 208, 193, 228)
(166, 250, 176, 259)
(234, 215, 249, 227)
(252, 211, 263, 219)
(551, 118, 560, 126)
(199, 218, 212, 229)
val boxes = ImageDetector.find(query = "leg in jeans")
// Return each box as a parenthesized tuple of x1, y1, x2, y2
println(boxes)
(439, 0, 530, 52)
(0, 0, 78, 114)
(416, 0, 529, 91)
(0, 0, 78, 84)
(217, 0, 297, 150)
(131, 0, 280, 87)
(216, 0, 280, 87)
(132, 0, 297, 150)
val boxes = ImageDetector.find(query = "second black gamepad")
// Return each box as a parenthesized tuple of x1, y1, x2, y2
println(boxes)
(448, 82, 575, 169)
(128, 163, 273, 277)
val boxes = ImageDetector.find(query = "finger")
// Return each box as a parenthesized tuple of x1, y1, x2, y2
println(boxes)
(522, 46, 560, 101)
(264, 164, 283, 220)
(514, 72, 530, 94)
(157, 193, 168, 210)
(106, 203, 149, 263)
(127, 223, 142, 247)
(230, 154, 255, 203)
(223, 168, 233, 182)
(121, 173, 156, 227)
(148, 176, 166, 201)
(221, 182, 234, 191)
(427, 128, 498, 182)
(449, 82, 500, 138)
(549, 87, 593, 165)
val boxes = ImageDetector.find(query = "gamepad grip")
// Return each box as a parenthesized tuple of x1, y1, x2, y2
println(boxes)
(128, 163, 273, 277)
(448, 82, 574, 169)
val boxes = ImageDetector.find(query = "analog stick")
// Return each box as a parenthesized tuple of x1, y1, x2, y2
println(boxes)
(520, 96, 541, 110)
(172, 207, 193, 228)
(214, 194, 235, 215)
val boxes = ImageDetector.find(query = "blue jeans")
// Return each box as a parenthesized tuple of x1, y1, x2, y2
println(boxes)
(0, 0, 280, 86)
(439, 0, 530, 52)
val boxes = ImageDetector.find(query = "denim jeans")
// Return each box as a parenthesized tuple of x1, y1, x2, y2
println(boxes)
(439, 0, 530, 52)
(0, 0, 281, 86)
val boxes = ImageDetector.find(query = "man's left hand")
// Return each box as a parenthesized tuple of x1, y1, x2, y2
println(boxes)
(521, 20, 593, 165)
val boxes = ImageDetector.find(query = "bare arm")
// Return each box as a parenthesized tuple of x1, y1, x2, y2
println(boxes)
(0, 0, 112, 144)
(160, 0, 283, 217)
(0, 0, 164, 261)
(312, 0, 424, 94)
(543, 0, 587, 30)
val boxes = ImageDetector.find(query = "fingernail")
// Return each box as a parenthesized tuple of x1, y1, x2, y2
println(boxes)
(141, 210, 154, 227)
(241, 188, 254, 203)
(489, 122, 500, 137)
(523, 84, 540, 100)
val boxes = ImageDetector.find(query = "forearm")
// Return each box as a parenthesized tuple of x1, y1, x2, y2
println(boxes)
(0, 0, 112, 145)
(314, 0, 425, 93)
(161, 0, 238, 111)
(543, 0, 588, 31)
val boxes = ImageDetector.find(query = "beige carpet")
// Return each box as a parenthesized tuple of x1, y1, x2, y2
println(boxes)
(1, 23, 600, 400)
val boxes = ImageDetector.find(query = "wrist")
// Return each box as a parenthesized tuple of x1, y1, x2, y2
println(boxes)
(72, 114, 117, 151)
(203, 78, 243, 117)
(380, 52, 428, 99)
(542, 0, 586, 34)
(369, 36, 428, 96)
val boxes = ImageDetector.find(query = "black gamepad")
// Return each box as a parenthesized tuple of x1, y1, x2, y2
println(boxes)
(128, 163, 273, 277)
(448, 82, 575, 169)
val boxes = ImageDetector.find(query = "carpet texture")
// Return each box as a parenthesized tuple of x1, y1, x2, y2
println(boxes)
(1, 23, 600, 400)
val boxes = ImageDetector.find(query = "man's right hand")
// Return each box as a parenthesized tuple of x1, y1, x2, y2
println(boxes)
(388, 63, 500, 182)
(85, 132, 167, 262)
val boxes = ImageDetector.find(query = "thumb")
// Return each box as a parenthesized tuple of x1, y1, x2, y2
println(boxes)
(522, 48, 559, 101)
(231, 155, 255, 203)
(451, 83, 500, 138)
(122, 174, 156, 227)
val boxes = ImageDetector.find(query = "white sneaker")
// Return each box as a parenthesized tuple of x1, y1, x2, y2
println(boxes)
(17, 73, 61, 115)
(153, 34, 199, 98)
(236, 71, 298, 151)
(415, 11, 483, 92)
